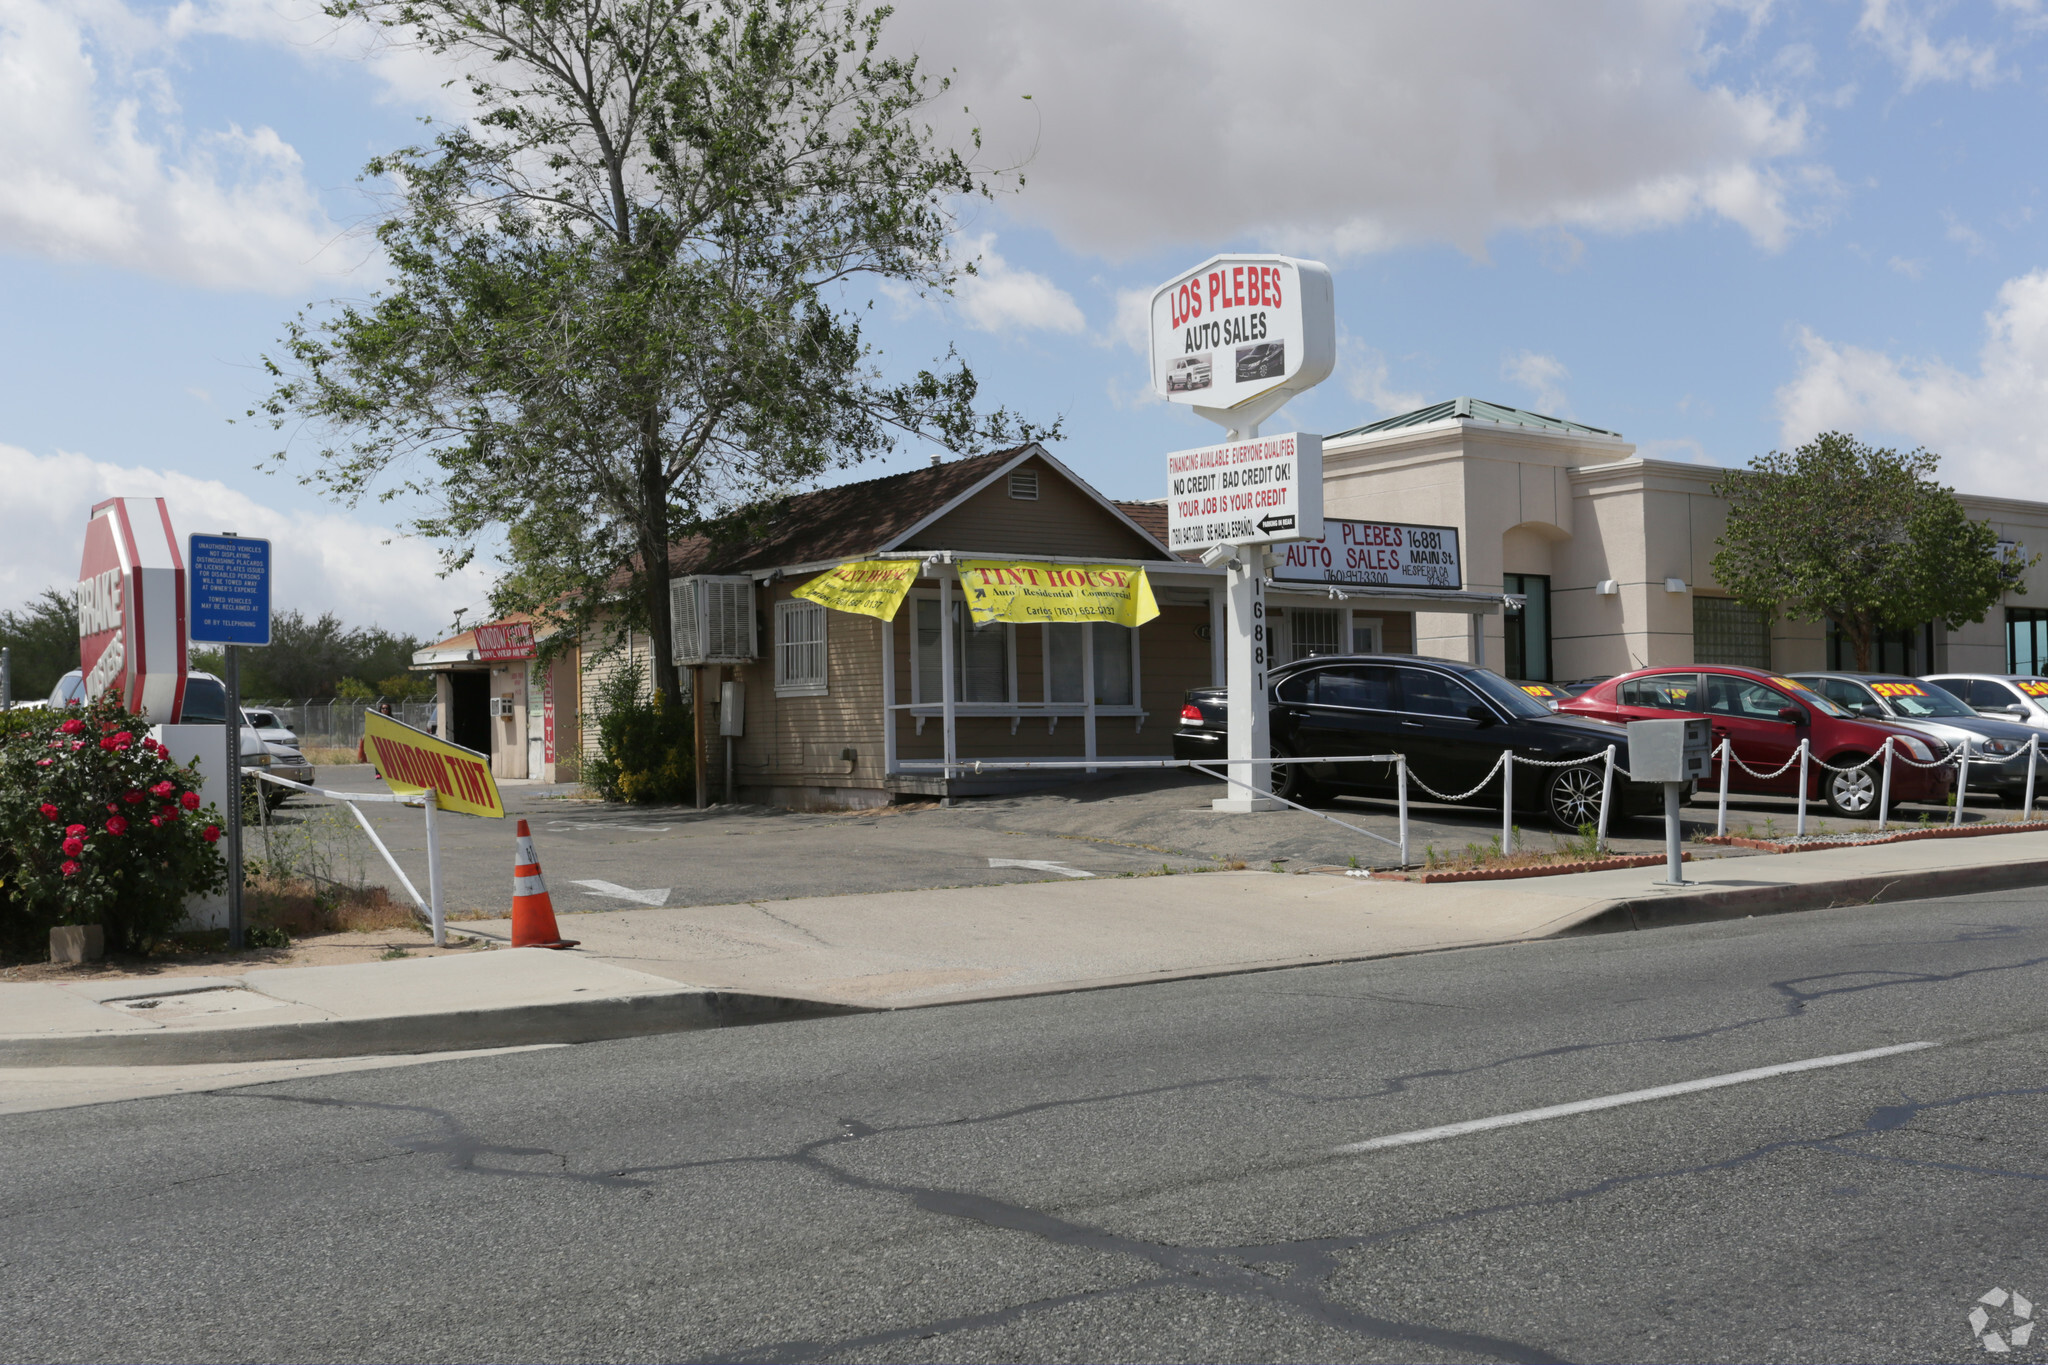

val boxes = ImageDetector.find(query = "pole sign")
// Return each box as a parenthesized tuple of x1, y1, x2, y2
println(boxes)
(1149, 254, 1335, 422)
(1271, 518, 1462, 590)
(1166, 433, 1323, 553)
(187, 535, 273, 646)
(363, 709, 505, 818)
(77, 498, 188, 720)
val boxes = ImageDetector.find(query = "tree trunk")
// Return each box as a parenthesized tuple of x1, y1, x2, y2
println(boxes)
(1849, 618, 1875, 672)
(639, 441, 681, 707)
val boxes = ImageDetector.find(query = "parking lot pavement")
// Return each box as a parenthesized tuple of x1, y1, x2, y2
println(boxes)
(268, 766, 2025, 920)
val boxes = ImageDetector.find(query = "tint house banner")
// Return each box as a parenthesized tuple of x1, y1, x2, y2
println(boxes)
(1271, 518, 1462, 590)
(792, 560, 920, 620)
(363, 709, 505, 818)
(958, 561, 1160, 628)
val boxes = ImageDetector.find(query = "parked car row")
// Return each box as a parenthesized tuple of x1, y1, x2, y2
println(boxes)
(1175, 657, 2048, 826)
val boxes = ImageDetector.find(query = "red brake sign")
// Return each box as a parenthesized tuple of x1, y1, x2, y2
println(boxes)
(77, 498, 188, 720)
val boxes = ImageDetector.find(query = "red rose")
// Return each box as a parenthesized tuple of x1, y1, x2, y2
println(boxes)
(98, 737, 116, 751)
(39, 803, 58, 820)
(105, 816, 127, 836)
(150, 816, 164, 828)
(60, 860, 79, 877)
(180, 791, 200, 811)
(105, 803, 118, 813)
(65, 824, 86, 837)
(114, 731, 132, 744)
(202, 825, 221, 844)
(36, 759, 53, 767)
(70, 741, 84, 751)
(62, 837, 84, 857)
(123, 790, 146, 804)
(150, 780, 175, 797)
(58, 718, 83, 735)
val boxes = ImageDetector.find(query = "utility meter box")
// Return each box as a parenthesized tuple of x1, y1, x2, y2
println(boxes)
(1626, 718, 1712, 783)
(718, 679, 745, 738)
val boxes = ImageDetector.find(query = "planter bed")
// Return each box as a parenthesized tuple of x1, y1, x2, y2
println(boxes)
(1698, 819, 2046, 855)
(1371, 852, 1694, 884)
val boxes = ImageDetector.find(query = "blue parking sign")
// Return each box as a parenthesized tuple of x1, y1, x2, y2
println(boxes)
(188, 534, 272, 646)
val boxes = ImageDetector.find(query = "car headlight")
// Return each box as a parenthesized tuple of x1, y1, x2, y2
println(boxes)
(1976, 738, 2021, 757)
(1899, 736, 1936, 762)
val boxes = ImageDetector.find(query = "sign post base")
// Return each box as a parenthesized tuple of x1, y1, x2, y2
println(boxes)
(1212, 796, 1286, 813)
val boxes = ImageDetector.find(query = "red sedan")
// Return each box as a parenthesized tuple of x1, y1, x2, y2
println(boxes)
(1557, 665, 1954, 818)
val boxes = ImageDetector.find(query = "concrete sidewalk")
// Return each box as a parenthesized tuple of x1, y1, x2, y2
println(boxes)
(7, 827, 2048, 1068)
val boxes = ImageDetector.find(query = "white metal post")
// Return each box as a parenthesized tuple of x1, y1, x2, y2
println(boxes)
(880, 610, 898, 776)
(2026, 735, 2040, 821)
(1500, 752, 1513, 855)
(1715, 739, 1731, 837)
(1213, 558, 1278, 812)
(939, 572, 957, 806)
(1597, 746, 1616, 854)
(1795, 739, 1809, 836)
(1657, 781, 1688, 885)
(1396, 756, 1410, 865)
(1954, 751, 1969, 826)
(422, 787, 446, 948)
(1082, 621, 1098, 775)
(1877, 738, 1894, 832)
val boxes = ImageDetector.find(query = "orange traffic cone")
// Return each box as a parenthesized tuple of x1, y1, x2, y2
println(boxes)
(511, 819, 578, 949)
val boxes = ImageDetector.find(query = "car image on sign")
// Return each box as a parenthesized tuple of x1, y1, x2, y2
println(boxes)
(1168, 354, 1212, 393)
(1235, 342, 1284, 384)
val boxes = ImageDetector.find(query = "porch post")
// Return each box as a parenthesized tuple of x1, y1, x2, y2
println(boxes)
(1082, 622, 1098, 775)
(1469, 613, 1485, 669)
(880, 608, 898, 776)
(939, 570, 958, 800)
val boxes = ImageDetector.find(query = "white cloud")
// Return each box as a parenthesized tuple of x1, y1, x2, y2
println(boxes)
(1889, 255, 1926, 278)
(1503, 350, 1573, 416)
(952, 233, 1086, 334)
(889, 0, 1822, 260)
(0, 442, 493, 638)
(1638, 437, 1715, 464)
(0, 0, 354, 292)
(1856, 0, 2006, 89)
(1775, 269, 2048, 492)
(1341, 336, 1425, 417)
(1944, 210, 1992, 257)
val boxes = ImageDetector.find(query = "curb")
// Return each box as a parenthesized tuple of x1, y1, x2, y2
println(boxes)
(1561, 856, 2048, 936)
(0, 988, 861, 1068)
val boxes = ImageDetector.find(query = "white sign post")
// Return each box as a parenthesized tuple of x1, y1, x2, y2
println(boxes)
(1151, 254, 1336, 813)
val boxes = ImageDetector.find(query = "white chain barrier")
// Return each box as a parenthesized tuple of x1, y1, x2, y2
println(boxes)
(1709, 729, 2043, 839)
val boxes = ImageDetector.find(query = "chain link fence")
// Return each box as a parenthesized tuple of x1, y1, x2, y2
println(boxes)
(246, 699, 439, 747)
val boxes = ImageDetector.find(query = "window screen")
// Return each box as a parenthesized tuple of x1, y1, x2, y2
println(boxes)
(1288, 608, 1340, 662)
(1693, 598, 1772, 668)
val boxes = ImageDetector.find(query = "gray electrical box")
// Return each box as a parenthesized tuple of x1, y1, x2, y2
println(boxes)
(1626, 718, 1712, 783)
(718, 679, 745, 737)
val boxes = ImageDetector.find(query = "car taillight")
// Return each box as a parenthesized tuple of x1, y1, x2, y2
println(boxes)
(1180, 704, 1204, 723)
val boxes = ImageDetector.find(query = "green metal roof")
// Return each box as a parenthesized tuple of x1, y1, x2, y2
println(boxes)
(1329, 397, 1620, 440)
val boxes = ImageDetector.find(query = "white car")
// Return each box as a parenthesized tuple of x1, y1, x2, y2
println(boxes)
(241, 707, 300, 749)
(1922, 673, 2048, 732)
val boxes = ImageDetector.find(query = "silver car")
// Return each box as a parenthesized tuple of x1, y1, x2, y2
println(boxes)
(1794, 672, 2046, 809)
(1923, 673, 2048, 732)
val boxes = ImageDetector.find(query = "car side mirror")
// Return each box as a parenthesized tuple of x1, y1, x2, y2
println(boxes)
(1854, 702, 1882, 718)
(1777, 706, 1808, 725)
(1465, 705, 1495, 727)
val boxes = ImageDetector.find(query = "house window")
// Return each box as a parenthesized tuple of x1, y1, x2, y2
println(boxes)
(1692, 597, 1771, 668)
(774, 598, 827, 696)
(2009, 608, 2048, 676)
(1288, 607, 1340, 662)
(1046, 623, 1138, 705)
(1503, 574, 1551, 681)
(1826, 617, 1932, 673)
(1008, 469, 1039, 500)
(915, 597, 1012, 703)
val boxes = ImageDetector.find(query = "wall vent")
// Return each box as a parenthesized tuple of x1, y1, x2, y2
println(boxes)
(1008, 469, 1039, 500)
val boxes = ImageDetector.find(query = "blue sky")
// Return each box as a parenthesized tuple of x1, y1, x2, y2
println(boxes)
(4, 0, 2047, 636)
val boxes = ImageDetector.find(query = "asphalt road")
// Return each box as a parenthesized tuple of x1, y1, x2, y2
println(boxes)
(259, 766, 1997, 920)
(7, 887, 2048, 1362)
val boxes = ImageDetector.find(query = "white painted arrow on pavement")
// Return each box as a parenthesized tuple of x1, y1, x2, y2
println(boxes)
(570, 879, 673, 906)
(987, 858, 1095, 879)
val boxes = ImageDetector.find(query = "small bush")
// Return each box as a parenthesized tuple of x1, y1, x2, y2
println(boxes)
(583, 667, 693, 804)
(0, 695, 228, 954)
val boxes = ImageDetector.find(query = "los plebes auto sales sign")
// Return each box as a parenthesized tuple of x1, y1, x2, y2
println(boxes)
(1148, 254, 1336, 413)
(76, 497, 189, 720)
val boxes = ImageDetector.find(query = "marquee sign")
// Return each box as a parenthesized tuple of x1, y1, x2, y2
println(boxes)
(1148, 254, 1335, 417)
(1271, 518, 1462, 590)
(76, 497, 188, 720)
(474, 620, 538, 661)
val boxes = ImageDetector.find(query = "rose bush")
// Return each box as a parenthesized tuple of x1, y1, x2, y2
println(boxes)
(0, 694, 228, 954)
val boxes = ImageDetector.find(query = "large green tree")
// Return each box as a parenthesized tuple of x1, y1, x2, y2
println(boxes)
(192, 611, 424, 700)
(258, 0, 1052, 702)
(1711, 432, 2028, 670)
(0, 589, 80, 703)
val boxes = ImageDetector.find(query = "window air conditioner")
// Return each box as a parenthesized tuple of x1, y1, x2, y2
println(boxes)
(488, 696, 516, 717)
(670, 575, 759, 665)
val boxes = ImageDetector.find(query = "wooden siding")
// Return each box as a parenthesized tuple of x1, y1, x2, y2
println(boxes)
(900, 454, 1162, 560)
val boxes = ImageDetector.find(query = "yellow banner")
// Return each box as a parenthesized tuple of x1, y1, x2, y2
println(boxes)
(958, 561, 1160, 628)
(791, 560, 920, 620)
(363, 710, 505, 819)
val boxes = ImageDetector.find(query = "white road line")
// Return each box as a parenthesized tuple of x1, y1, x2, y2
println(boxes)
(1332, 1040, 1939, 1155)
(987, 858, 1096, 879)
(569, 879, 673, 907)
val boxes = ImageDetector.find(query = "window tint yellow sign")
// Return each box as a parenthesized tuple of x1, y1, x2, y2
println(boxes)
(958, 561, 1160, 628)
(791, 560, 920, 620)
(363, 710, 505, 818)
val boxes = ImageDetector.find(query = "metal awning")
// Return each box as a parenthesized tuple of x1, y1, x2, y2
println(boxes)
(1266, 583, 1524, 615)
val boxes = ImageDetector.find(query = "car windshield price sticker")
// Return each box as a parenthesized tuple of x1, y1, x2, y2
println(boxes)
(188, 534, 273, 647)
(1166, 432, 1323, 551)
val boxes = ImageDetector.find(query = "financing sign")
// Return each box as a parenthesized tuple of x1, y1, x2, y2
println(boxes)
(1148, 254, 1335, 414)
(1270, 519, 1462, 590)
(1165, 432, 1324, 552)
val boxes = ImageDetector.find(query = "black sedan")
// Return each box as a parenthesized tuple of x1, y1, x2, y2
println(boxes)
(1173, 654, 1658, 828)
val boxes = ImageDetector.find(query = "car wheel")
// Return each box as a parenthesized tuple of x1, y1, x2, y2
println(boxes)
(1546, 763, 1606, 831)
(1822, 757, 1880, 819)
(1273, 745, 1325, 805)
